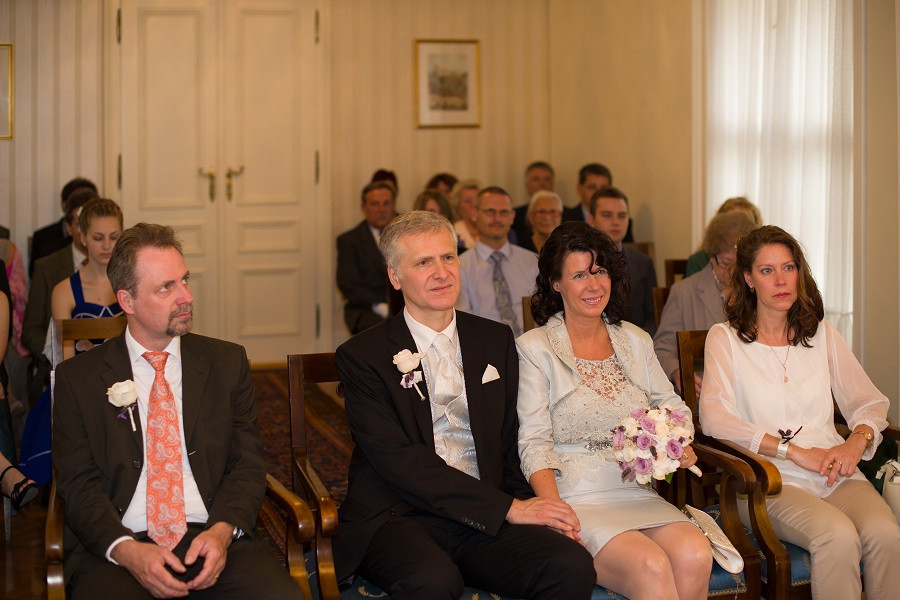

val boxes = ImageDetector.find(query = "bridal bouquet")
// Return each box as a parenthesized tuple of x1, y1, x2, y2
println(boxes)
(612, 406, 700, 485)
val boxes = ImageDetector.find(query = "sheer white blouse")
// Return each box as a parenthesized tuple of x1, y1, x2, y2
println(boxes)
(699, 321, 889, 497)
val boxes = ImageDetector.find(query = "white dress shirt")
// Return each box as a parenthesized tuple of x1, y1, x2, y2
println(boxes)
(106, 328, 209, 561)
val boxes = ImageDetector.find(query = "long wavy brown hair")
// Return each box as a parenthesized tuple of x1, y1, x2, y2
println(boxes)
(726, 225, 824, 346)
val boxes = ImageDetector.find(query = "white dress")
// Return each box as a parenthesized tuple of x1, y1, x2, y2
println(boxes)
(699, 321, 889, 497)
(517, 313, 691, 555)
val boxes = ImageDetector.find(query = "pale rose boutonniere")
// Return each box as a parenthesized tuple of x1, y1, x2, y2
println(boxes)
(108, 380, 138, 431)
(393, 349, 426, 400)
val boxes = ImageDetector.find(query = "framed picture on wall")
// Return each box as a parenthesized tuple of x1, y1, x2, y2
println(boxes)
(415, 39, 481, 128)
(0, 44, 11, 140)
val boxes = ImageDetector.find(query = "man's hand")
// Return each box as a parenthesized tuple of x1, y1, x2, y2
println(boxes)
(506, 497, 581, 534)
(185, 522, 233, 590)
(110, 539, 189, 598)
(672, 369, 703, 396)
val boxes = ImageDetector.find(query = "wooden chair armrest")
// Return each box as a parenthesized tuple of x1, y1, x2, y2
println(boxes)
(881, 424, 900, 442)
(692, 442, 757, 495)
(698, 434, 783, 495)
(292, 448, 339, 538)
(45, 478, 66, 600)
(265, 474, 315, 543)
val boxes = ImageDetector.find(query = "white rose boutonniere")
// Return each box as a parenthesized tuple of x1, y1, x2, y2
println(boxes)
(393, 349, 426, 400)
(108, 380, 138, 431)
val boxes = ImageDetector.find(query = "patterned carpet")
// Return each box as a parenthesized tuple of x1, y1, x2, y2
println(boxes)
(252, 369, 351, 559)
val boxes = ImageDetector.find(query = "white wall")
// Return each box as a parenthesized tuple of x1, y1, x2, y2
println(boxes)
(0, 0, 105, 260)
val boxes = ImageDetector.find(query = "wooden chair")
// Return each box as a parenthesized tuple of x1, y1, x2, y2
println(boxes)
(289, 352, 763, 600)
(624, 241, 655, 262)
(521, 296, 535, 332)
(665, 259, 689, 287)
(652, 286, 670, 329)
(44, 318, 317, 599)
(677, 329, 900, 599)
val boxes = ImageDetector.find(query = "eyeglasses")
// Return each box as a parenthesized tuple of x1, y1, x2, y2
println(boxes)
(479, 208, 514, 218)
(713, 255, 734, 270)
(534, 209, 561, 217)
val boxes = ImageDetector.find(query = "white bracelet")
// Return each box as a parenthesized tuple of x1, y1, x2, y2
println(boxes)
(776, 440, 790, 460)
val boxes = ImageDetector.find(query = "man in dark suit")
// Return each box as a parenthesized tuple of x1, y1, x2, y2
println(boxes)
(52, 223, 301, 599)
(29, 177, 97, 276)
(563, 163, 634, 243)
(589, 186, 657, 335)
(334, 210, 595, 599)
(22, 188, 98, 403)
(337, 181, 399, 334)
(512, 161, 556, 244)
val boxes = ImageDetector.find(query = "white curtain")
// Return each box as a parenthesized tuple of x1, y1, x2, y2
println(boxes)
(705, 0, 853, 339)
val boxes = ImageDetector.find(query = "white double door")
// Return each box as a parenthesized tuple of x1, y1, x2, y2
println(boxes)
(115, 0, 325, 362)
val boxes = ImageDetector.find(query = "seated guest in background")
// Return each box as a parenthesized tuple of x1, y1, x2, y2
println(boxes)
(685, 197, 763, 277)
(700, 226, 900, 600)
(451, 179, 481, 252)
(1, 265, 38, 512)
(22, 187, 98, 403)
(519, 190, 563, 254)
(424, 172, 458, 196)
(517, 222, 712, 599)
(512, 161, 556, 243)
(53, 223, 302, 599)
(333, 210, 595, 600)
(337, 181, 398, 334)
(564, 163, 634, 243)
(589, 186, 656, 335)
(371, 168, 399, 197)
(653, 210, 758, 393)
(413, 189, 464, 254)
(457, 187, 538, 337)
(30, 177, 98, 276)
(50, 198, 125, 360)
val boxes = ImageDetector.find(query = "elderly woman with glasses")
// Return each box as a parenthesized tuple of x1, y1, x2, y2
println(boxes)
(653, 210, 759, 394)
(519, 190, 563, 255)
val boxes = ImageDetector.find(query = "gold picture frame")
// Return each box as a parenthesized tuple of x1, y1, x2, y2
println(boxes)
(414, 39, 481, 128)
(0, 44, 11, 140)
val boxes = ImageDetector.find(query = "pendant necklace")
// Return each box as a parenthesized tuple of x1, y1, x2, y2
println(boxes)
(758, 329, 791, 383)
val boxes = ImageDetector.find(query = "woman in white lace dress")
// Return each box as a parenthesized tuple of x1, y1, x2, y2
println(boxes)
(517, 222, 712, 599)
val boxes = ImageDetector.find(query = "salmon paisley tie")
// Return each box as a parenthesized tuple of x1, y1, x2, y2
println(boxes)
(142, 351, 187, 549)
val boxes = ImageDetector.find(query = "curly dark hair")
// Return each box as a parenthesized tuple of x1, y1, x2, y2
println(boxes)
(726, 225, 824, 346)
(531, 221, 629, 326)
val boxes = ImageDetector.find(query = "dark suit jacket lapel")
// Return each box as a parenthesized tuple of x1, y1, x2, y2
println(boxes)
(99, 334, 143, 453)
(355, 221, 385, 272)
(386, 315, 435, 450)
(180, 334, 211, 448)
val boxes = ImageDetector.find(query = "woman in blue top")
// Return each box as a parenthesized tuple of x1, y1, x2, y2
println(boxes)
(51, 197, 124, 359)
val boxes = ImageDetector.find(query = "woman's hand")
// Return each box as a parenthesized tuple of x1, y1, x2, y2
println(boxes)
(679, 444, 698, 470)
(787, 438, 867, 487)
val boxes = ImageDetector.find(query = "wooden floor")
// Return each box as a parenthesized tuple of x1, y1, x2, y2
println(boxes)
(1, 496, 48, 600)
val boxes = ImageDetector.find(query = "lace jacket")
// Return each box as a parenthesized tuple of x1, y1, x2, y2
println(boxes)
(516, 312, 690, 481)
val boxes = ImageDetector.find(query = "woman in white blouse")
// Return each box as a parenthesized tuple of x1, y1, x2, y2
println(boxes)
(517, 222, 711, 599)
(700, 225, 899, 600)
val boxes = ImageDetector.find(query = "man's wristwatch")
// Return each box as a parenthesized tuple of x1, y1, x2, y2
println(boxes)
(776, 440, 790, 460)
(851, 429, 874, 447)
(232, 526, 241, 541)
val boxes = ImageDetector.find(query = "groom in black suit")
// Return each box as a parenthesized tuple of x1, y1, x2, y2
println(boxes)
(334, 210, 595, 599)
(53, 223, 301, 599)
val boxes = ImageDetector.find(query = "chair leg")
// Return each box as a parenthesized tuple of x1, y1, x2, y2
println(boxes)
(3, 496, 10, 543)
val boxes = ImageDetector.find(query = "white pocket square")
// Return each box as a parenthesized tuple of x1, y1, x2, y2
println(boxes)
(482, 364, 500, 383)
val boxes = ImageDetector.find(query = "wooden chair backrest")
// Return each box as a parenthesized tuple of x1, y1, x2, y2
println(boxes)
(665, 259, 689, 288)
(50, 316, 128, 367)
(676, 329, 708, 433)
(522, 296, 535, 332)
(624, 241, 655, 262)
(652, 287, 670, 329)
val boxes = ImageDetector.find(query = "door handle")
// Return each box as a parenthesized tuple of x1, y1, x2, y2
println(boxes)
(198, 167, 216, 202)
(226, 166, 244, 201)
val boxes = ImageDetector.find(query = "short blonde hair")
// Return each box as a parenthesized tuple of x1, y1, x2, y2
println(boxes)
(526, 190, 563, 220)
(717, 197, 763, 226)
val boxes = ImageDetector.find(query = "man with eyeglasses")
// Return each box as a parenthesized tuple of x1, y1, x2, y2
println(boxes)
(457, 187, 538, 337)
